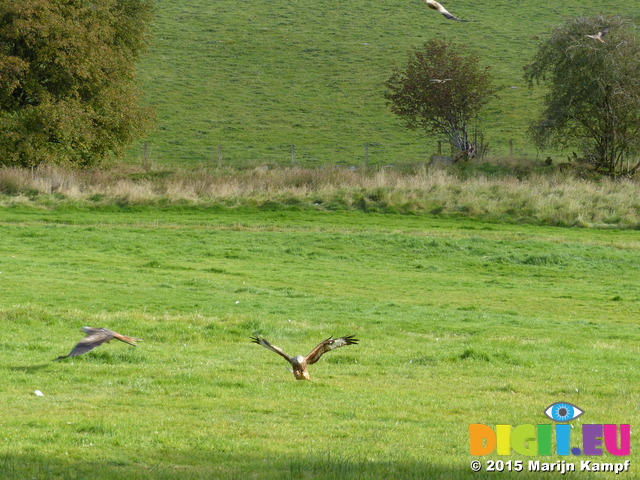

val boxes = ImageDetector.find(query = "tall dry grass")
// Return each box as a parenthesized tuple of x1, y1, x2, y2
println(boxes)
(1, 164, 639, 228)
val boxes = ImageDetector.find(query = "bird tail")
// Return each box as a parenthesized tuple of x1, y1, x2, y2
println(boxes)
(113, 333, 140, 346)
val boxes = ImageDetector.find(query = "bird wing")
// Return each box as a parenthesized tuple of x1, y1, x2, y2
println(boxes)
(251, 336, 293, 363)
(57, 329, 113, 359)
(305, 335, 359, 365)
(426, 0, 466, 21)
(587, 27, 609, 41)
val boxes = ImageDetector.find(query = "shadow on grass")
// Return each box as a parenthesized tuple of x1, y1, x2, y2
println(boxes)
(0, 452, 602, 480)
(6, 363, 52, 373)
(52, 349, 145, 364)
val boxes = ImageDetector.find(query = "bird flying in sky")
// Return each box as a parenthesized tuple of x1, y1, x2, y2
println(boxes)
(251, 335, 359, 380)
(586, 27, 609, 43)
(56, 327, 141, 360)
(425, 0, 467, 22)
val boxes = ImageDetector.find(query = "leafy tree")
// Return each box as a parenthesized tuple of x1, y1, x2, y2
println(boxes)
(385, 39, 496, 160)
(0, 0, 154, 167)
(524, 16, 640, 176)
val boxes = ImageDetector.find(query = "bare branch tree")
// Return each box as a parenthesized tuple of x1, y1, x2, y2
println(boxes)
(385, 39, 496, 161)
(524, 16, 640, 177)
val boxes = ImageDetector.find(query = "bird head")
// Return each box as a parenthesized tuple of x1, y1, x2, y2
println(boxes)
(291, 356, 310, 380)
(291, 355, 305, 367)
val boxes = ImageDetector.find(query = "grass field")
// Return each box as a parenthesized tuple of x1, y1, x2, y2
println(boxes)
(2, 164, 640, 229)
(2, 0, 639, 477)
(1, 204, 639, 478)
(129, 0, 640, 165)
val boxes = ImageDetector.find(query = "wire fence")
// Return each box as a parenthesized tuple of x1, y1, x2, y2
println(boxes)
(128, 138, 536, 169)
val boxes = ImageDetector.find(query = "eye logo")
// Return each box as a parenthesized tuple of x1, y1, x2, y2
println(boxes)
(544, 402, 584, 422)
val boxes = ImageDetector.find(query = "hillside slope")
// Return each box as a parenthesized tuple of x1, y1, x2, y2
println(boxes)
(130, 0, 640, 166)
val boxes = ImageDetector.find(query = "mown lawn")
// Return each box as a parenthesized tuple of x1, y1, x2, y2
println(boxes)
(1, 206, 638, 478)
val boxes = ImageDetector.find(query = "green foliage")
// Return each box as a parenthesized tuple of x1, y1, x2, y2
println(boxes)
(0, 0, 154, 167)
(524, 16, 640, 176)
(385, 39, 496, 158)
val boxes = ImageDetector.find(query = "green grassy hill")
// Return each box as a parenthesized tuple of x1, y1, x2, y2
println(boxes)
(130, 0, 640, 166)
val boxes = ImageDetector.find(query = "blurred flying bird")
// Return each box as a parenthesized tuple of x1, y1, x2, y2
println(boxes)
(425, 0, 467, 21)
(56, 327, 141, 360)
(430, 78, 452, 83)
(251, 335, 359, 380)
(586, 27, 609, 42)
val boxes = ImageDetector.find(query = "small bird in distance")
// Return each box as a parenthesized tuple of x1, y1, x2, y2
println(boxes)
(56, 327, 141, 360)
(425, 0, 467, 22)
(251, 334, 359, 380)
(430, 78, 452, 83)
(586, 27, 609, 43)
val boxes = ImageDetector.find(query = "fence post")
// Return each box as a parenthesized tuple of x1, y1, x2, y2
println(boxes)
(217, 145, 222, 169)
(509, 139, 514, 156)
(437, 141, 442, 155)
(142, 142, 150, 169)
(364, 142, 369, 167)
(291, 144, 295, 166)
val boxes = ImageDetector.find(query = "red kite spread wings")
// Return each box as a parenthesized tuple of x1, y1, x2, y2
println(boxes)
(56, 327, 141, 360)
(586, 27, 609, 43)
(251, 335, 358, 380)
(425, 0, 467, 22)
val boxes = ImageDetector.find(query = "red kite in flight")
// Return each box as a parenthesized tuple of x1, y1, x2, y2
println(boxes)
(251, 335, 358, 380)
(56, 327, 141, 360)
(586, 27, 609, 43)
(425, 0, 467, 22)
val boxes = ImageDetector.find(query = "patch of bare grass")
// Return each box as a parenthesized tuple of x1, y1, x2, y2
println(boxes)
(1, 164, 639, 228)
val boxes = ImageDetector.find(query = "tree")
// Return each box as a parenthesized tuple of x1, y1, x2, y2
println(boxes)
(524, 16, 640, 176)
(385, 39, 496, 160)
(0, 0, 154, 167)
